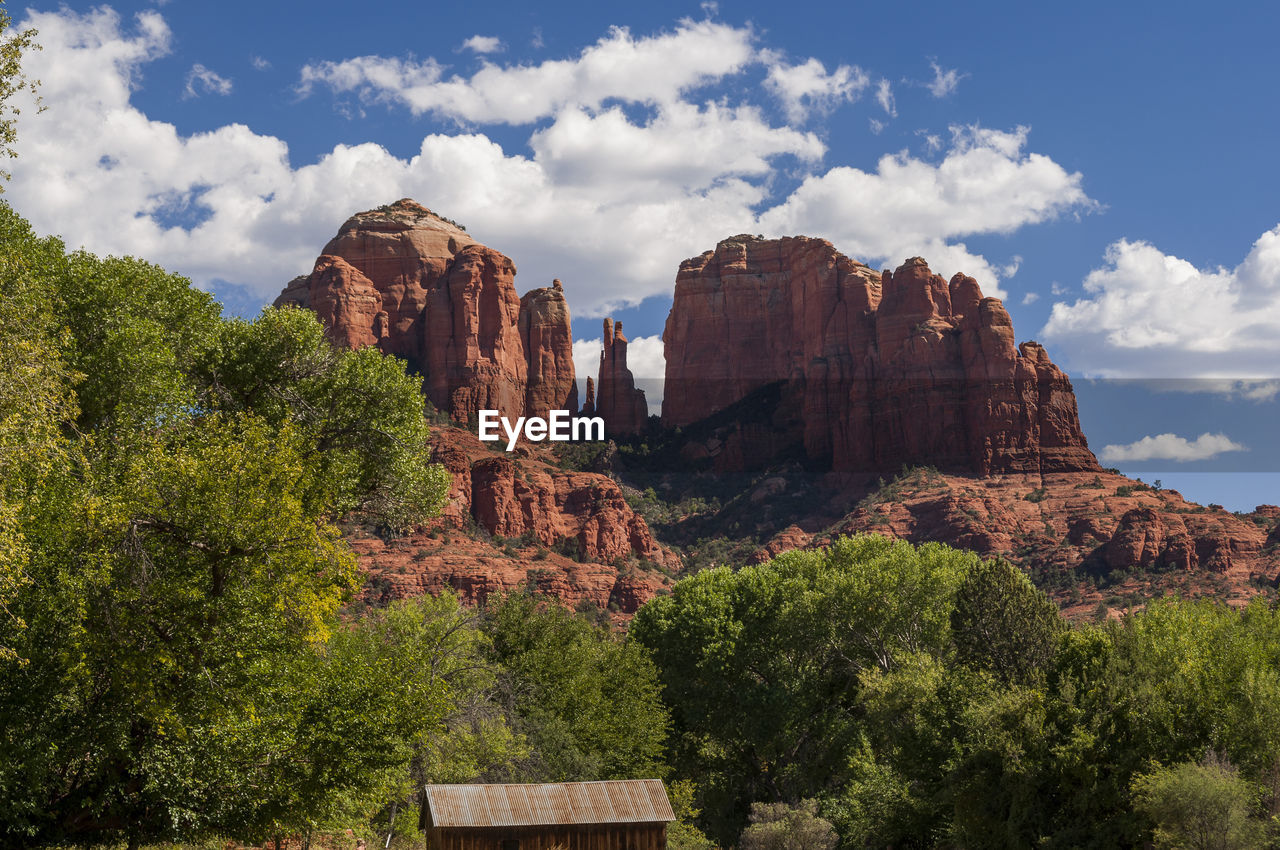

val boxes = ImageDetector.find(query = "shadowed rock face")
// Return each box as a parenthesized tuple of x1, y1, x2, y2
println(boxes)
(275, 199, 575, 422)
(662, 236, 1100, 476)
(594, 318, 648, 437)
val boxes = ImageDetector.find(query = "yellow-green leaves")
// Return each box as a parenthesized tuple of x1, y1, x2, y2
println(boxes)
(0, 201, 450, 844)
(0, 0, 40, 187)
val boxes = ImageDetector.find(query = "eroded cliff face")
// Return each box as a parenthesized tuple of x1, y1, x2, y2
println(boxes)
(520, 280, 579, 419)
(594, 318, 648, 437)
(662, 236, 1100, 476)
(349, 426, 679, 615)
(275, 199, 575, 422)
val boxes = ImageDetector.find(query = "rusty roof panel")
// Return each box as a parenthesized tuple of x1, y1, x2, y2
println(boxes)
(423, 780, 675, 827)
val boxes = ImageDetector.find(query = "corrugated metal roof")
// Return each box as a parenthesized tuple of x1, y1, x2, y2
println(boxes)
(423, 780, 676, 827)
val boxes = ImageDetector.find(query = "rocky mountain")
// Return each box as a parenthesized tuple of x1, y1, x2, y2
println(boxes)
(279, 201, 1278, 617)
(278, 200, 670, 612)
(276, 199, 576, 421)
(663, 236, 1098, 476)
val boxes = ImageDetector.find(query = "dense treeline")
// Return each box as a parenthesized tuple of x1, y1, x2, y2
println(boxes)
(635, 536, 1280, 848)
(0, 201, 669, 847)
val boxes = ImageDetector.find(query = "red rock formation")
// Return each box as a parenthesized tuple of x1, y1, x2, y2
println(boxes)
(276, 199, 575, 423)
(428, 244, 527, 420)
(743, 469, 1278, 616)
(593, 318, 649, 437)
(434, 428, 678, 570)
(519, 279, 579, 419)
(348, 425, 680, 615)
(663, 237, 1099, 476)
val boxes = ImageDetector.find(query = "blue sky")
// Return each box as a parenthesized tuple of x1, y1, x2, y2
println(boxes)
(5, 0, 1280, 509)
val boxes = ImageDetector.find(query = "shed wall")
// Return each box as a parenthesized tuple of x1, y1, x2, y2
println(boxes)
(426, 823, 667, 850)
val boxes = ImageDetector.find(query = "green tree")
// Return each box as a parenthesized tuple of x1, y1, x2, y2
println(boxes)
(951, 557, 1063, 686)
(483, 592, 669, 782)
(631, 535, 977, 844)
(0, 0, 40, 187)
(1132, 754, 1266, 850)
(0, 201, 450, 847)
(666, 780, 719, 850)
(0, 201, 75, 662)
(243, 594, 503, 844)
(737, 800, 837, 850)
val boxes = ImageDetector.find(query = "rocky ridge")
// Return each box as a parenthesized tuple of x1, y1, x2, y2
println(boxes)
(350, 427, 678, 614)
(663, 237, 1098, 476)
(278, 202, 1278, 618)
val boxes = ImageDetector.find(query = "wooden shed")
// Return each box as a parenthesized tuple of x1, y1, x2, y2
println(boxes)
(418, 779, 675, 850)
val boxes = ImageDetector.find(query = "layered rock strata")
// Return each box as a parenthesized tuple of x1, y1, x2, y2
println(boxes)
(662, 236, 1100, 476)
(594, 318, 649, 436)
(275, 200, 576, 421)
(349, 426, 680, 614)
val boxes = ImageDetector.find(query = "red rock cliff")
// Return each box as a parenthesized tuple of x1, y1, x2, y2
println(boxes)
(662, 236, 1099, 476)
(519, 279, 579, 419)
(275, 199, 575, 422)
(593, 318, 649, 437)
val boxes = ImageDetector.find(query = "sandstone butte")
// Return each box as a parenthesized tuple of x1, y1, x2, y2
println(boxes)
(276, 199, 672, 612)
(663, 235, 1277, 611)
(276, 199, 579, 421)
(663, 236, 1100, 477)
(280, 205, 1279, 617)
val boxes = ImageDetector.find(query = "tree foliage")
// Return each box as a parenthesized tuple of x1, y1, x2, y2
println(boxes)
(483, 592, 669, 783)
(631, 535, 979, 842)
(738, 800, 838, 850)
(0, 200, 450, 847)
(1132, 754, 1266, 850)
(952, 556, 1063, 686)
(635, 534, 1280, 848)
(0, 0, 40, 186)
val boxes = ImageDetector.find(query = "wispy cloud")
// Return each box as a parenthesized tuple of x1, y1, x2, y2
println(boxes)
(184, 63, 232, 98)
(875, 78, 896, 116)
(762, 54, 868, 122)
(926, 60, 965, 97)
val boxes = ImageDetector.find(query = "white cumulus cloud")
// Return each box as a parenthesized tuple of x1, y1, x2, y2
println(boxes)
(758, 125, 1094, 294)
(1042, 226, 1280, 385)
(762, 54, 868, 122)
(6, 7, 1096, 321)
(1099, 432, 1248, 464)
(299, 18, 757, 125)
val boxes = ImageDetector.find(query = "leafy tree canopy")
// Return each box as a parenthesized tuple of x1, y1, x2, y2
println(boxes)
(0, 200, 450, 847)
